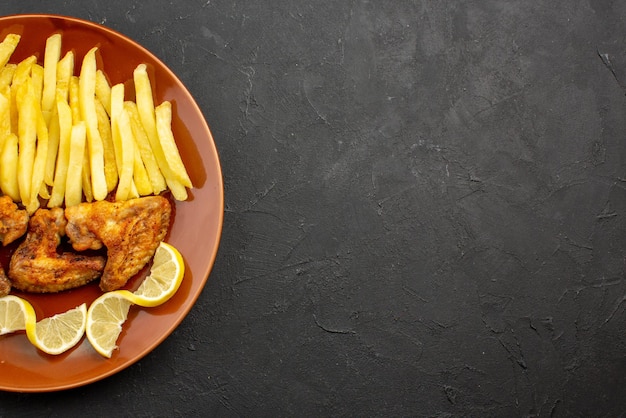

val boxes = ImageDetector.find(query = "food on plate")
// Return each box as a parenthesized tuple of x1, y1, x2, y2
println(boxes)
(133, 64, 193, 201)
(0, 268, 10, 297)
(0, 32, 192, 212)
(26, 302, 87, 355)
(9, 207, 105, 293)
(65, 195, 171, 292)
(0, 241, 184, 357)
(87, 242, 184, 357)
(0, 33, 20, 69)
(0, 293, 86, 355)
(0, 195, 28, 245)
(85, 291, 131, 358)
(0, 294, 34, 335)
(0, 30, 192, 360)
(117, 241, 184, 307)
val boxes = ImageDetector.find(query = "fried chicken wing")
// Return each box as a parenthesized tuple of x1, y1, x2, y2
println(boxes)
(8, 208, 106, 293)
(0, 267, 10, 297)
(65, 196, 171, 292)
(0, 195, 29, 296)
(0, 195, 28, 246)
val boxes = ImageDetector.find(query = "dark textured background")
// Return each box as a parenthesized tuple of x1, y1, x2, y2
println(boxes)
(1, 1, 626, 416)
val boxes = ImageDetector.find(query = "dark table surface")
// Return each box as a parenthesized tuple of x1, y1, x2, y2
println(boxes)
(1, 1, 626, 416)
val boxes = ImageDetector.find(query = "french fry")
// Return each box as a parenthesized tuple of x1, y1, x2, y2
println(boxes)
(68, 75, 80, 122)
(95, 97, 117, 192)
(0, 34, 20, 70)
(71, 74, 93, 202)
(132, 142, 153, 196)
(41, 34, 62, 125)
(12, 56, 36, 95)
(81, 146, 93, 202)
(65, 121, 86, 207)
(0, 63, 16, 89)
(110, 82, 124, 172)
(114, 107, 135, 201)
(0, 89, 10, 143)
(26, 105, 49, 213)
(30, 64, 44, 107)
(95, 69, 111, 116)
(45, 52, 74, 187)
(133, 64, 167, 194)
(155, 101, 192, 189)
(78, 47, 107, 201)
(11, 56, 36, 134)
(48, 97, 72, 208)
(44, 104, 60, 186)
(0, 133, 19, 201)
(17, 83, 37, 204)
(55, 51, 74, 103)
(124, 100, 164, 194)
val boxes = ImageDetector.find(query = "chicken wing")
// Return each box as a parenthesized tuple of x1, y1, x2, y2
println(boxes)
(8, 208, 106, 293)
(0, 195, 28, 246)
(0, 195, 29, 296)
(0, 267, 10, 297)
(65, 196, 171, 292)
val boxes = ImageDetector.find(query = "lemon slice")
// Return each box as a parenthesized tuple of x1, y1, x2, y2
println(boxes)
(86, 292, 132, 358)
(119, 242, 185, 308)
(25, 303, 87, 355)
(86, 242, 184, 358)
(0, 295, 36, 336)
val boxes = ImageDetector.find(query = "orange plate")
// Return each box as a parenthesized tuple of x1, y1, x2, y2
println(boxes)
(0, 14, 224, 392)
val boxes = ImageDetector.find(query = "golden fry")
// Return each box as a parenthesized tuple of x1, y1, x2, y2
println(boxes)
(95, 69, 111, 116)
(0, 63, 16, 89)
(124, 100, 164, 194)
(110, 83, 124, 172)
(65, 122, 86, 207)
(11, 56, 36, 134)
(95, 97, 117, 192)
(81, 146, 93, 202)
(114, 107, 135, 201)
(42, 33, 62, 123)
(133, 64, 167, 194)
(30, 64, 44, 107)
(56, 51, 74, 103)
(78, 47, 107, 200)
(48, 98, 72, 208)
(132, 143, 153, 196)
(17, 84, 37, 204)
(0, 89, 10, 142)
(0, 133, 19, 201)
(155, 101, 192, 189)
(68, 75, 80, 122)
(44, 104, 60, 186)
(26, 106, 49, 213)
(0, 34, 20, 69)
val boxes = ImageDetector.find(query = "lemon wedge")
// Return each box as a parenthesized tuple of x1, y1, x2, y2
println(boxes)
(25, 303, 87, 355)
(121, 241, 185, 307)
(0, 295, 36, 336)
(86, 292, 132, 358)
(86, 242, 184, 357)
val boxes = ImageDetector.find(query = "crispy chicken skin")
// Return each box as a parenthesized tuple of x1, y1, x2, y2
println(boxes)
(0, 267, 10, 297)
(65, 196, 171, 292)
(0, 195, 28, 246)
(8, 208, 106, 293)
(0, 195, 29, 296)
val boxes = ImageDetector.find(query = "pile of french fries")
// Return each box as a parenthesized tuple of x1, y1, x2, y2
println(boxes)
(0, 33, 192, 214)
